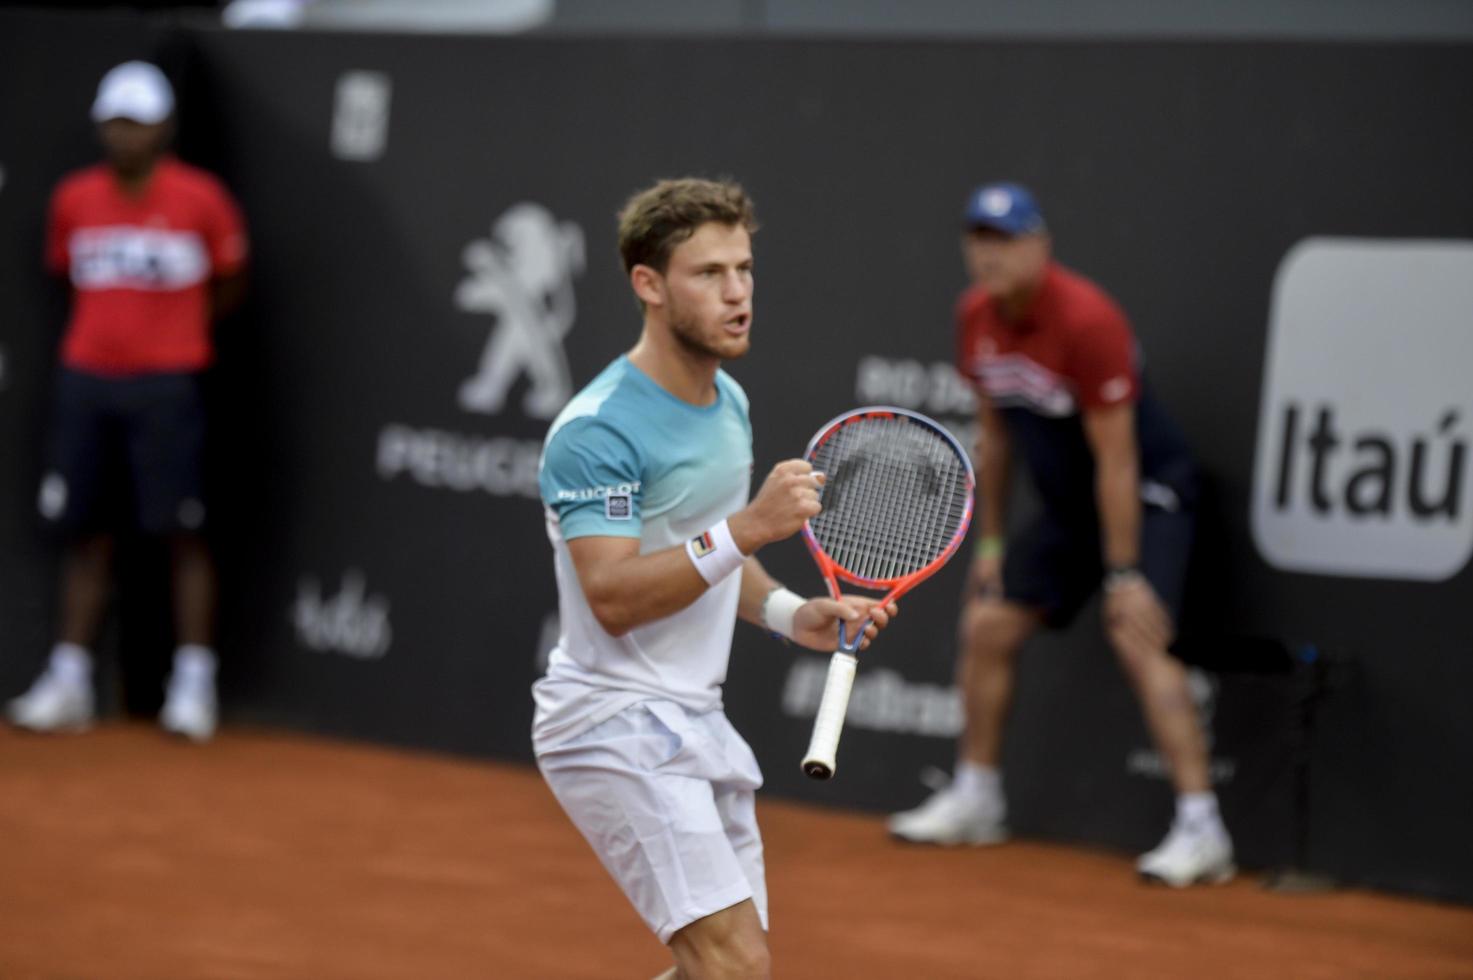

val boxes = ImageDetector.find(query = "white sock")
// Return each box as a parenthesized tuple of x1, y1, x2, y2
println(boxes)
(49, 643, 93, 686)
(1176, 791, 1221, 831)
(173, 645, 217, 687)
(952, 761, 1002, 801)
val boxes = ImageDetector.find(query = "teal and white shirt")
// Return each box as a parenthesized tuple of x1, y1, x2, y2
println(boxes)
(533, 355, 753, 747)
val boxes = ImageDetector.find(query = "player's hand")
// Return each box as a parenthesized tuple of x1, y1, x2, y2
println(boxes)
(790, 595, 899, 653)
(1102, 574, 1173, 654)
(728, 460, 824, 553)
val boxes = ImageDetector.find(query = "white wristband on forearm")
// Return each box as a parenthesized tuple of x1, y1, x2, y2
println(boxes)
(685, 519, 746, 585)
(761, 587, 806, 640)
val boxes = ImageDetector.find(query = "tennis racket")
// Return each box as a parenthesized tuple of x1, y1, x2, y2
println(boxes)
(799, 406, 975, 779)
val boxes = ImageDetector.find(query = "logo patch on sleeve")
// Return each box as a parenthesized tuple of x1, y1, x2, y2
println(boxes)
(606, 493, 632, 520)
(690, 531, 716, 557)
(1100, 376, 1133, 403)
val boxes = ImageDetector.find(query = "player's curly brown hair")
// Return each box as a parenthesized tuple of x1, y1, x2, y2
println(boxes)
(616, 177, 758, 275)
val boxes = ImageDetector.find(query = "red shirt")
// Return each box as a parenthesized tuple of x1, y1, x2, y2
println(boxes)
(956, 262, 1194, 516)
(955, 261, 1139, 416)
(46, 157, 248, 376)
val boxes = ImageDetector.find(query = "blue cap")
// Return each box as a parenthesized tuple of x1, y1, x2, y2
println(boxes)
(962, 182, 1046, 236)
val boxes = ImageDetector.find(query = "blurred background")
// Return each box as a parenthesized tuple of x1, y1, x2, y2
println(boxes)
(1, 0, 1470, 912)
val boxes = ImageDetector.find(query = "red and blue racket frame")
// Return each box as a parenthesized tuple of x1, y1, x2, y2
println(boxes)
(797, 406, 976, 778)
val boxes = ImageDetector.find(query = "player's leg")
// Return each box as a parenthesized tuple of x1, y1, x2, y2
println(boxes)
(669, 713, 771, 979)
(956, 596, 1044, 770)
(7, 534, 113, 732)
(536, 701, 767, 974)
(668, 899, 769, 980)
(889, 519, 1068, 845)
(1108, 505, 1233, 885)
(171, 532, 216, 649)
(128, 372, 217, 740)
(57, 533, 115, 650)
(888, 595, 1038, 844)
(8, 370, 114, 732)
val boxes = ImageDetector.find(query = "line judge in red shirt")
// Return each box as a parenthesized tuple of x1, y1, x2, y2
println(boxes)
(7, 61, 247, 742)
(887, 183, 1234, 887)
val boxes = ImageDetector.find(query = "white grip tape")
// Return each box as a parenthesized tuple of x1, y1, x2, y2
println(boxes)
(801, 652, 858, 780)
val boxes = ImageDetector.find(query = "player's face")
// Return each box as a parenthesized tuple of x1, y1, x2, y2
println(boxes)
(97, 118, 169, 177)
(657, 222, 755, 361)
(962, 228, 1049, 299)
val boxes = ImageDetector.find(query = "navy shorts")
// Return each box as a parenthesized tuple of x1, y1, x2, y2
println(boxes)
(1002, 501, 1194, 629)
(38, 368, 208, 536)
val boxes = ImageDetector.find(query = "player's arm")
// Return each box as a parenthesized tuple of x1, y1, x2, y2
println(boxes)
(975, 390, 1012, 546)
(735, 556, 895, 652)
(969, 389, 1011, 595)
(568, 460, 821, 637)
(204, 180, 249, 320)
(211, 269, 247, 320)
(1081, 402, 1141, 571)
(567, 535, 715, 636)
(1083, 400, 1171, 651)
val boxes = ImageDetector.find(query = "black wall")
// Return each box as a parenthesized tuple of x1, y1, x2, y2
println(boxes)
(2, 11, 1470, 902)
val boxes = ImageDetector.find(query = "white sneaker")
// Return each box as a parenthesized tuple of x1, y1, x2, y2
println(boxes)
(6, 668, 94, 733)
(1137, 820, 1236, 886)
(159, 674, 217, 743)
(888, 785, 1009, 845)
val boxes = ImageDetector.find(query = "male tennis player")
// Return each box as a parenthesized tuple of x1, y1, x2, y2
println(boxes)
(534, 178, 896, 979)
(7, 62, 246, 742)
(888, 183, 1234, 887)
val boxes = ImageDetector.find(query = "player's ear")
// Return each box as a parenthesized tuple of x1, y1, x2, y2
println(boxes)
(629, 264, 665, 309)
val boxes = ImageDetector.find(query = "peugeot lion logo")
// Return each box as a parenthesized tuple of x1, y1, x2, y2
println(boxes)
(456, 203, 585, 420)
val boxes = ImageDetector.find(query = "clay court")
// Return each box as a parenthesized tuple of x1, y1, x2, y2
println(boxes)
(1, 724, 1469, 979)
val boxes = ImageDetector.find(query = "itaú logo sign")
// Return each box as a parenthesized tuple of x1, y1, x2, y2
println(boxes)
(1251, 238, 1473, 581)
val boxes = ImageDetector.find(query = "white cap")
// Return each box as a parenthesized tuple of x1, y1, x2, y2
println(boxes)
(91, 61, 175, 125)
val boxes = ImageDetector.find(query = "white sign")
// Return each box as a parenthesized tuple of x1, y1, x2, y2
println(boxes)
(376, 203, 584, 500)
(1251, 238, 1473, 581)
(291, 568, 393, 659)
(457, 203, 584, 419)
(331, 71, 392, 162)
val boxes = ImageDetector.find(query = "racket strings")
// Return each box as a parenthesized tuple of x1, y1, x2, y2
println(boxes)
(810, 416, 970, 582)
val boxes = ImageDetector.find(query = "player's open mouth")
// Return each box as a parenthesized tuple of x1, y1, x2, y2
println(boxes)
(725, 314, 750, 333)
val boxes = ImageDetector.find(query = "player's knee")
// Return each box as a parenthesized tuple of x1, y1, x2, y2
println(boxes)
(960, 599, 1025, 661)
(726, 936, 771, 979)
(674, 921, 770, 979)
(1106, 625, 1144, 671)
(1107, 628, 1173, 683)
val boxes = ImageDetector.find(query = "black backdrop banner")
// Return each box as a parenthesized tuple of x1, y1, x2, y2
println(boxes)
(2, 11, 1470, 903)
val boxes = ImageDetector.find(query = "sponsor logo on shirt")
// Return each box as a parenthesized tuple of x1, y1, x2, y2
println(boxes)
(605, 493, 631, 520)
(69, 225, 210, 290)
(554, 481, 642, 503)
(1100, 375, 1132, 403)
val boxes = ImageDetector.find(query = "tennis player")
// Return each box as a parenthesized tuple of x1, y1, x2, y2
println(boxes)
(533, 177, 896, 979)
(888, 183, 1234, 887)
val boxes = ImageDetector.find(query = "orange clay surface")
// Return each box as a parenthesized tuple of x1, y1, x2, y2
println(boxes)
(1, 724, 1470, 979)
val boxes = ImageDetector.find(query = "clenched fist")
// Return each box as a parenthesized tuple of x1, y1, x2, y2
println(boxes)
(728, 459, 824, 554)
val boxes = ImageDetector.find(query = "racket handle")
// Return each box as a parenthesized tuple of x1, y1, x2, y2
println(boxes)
(801, 652, 859, 780)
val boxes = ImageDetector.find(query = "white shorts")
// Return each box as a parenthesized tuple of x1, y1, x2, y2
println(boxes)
(535, 699, 767, 943)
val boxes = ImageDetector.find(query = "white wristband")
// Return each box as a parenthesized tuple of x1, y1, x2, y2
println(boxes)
(685, 518, 746, 585)
(760, 587, 806, 640)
